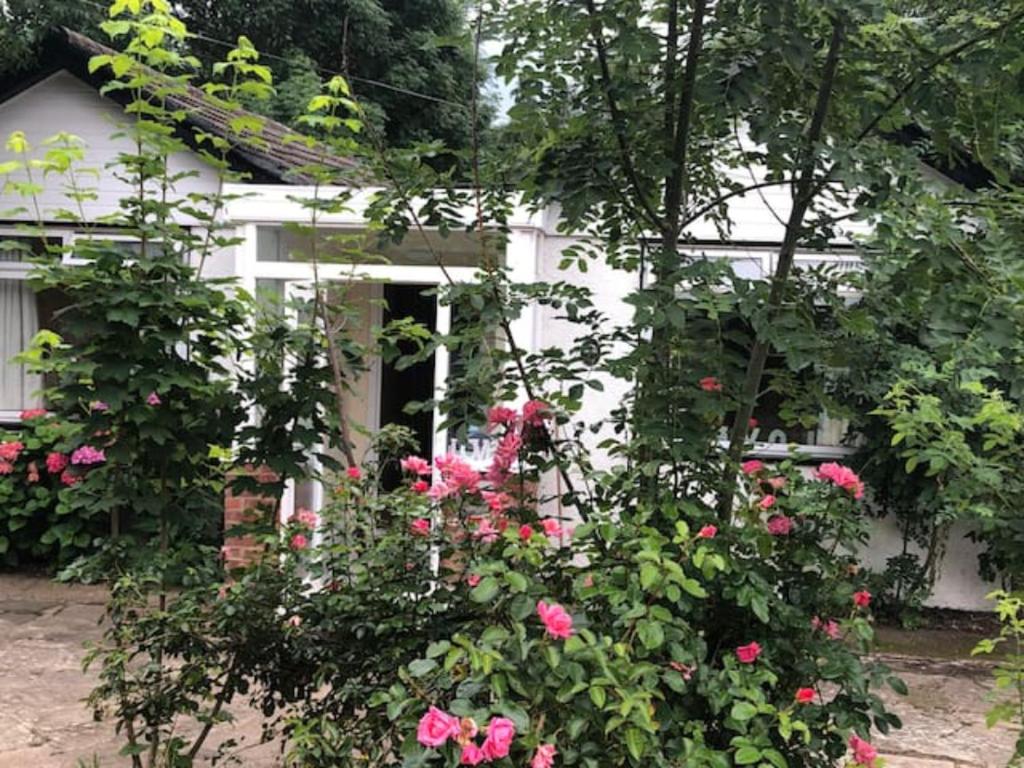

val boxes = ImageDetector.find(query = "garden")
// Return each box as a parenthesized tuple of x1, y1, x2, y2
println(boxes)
(0, 1, 1024, 767)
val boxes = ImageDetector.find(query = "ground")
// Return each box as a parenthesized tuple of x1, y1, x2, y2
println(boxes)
(0, 575, 1018, 768)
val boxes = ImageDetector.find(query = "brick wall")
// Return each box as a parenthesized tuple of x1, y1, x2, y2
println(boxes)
(222, 465, 279, 571)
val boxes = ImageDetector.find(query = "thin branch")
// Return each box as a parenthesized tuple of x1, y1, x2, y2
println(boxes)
(583, 0, 664, 232)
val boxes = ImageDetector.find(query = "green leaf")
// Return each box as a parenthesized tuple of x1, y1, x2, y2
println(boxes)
(505, 571, 528, 592)
(731, 702, 758, 722)
(624, 728, 646, 760)
(471, 576, 500, 603)
(734, 746, 762, 765)
(407, 658, 437, 677)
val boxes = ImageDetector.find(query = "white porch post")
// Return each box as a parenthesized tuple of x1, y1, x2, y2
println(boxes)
(504, 227, 541, 381)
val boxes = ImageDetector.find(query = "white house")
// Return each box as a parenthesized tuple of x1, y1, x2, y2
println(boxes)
(0, 29, 995, 609)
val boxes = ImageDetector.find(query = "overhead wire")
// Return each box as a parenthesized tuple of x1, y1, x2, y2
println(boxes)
(75, 0, 475, 112)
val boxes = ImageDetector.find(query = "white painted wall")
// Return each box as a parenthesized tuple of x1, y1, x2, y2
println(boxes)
(0, 70, 221, 227)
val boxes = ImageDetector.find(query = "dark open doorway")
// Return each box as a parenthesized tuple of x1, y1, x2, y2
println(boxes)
(379, 284, 437, 487)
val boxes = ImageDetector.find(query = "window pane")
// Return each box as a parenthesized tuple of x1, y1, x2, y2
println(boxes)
(0, 279, 41, 412)
(0, 236, 47, 264)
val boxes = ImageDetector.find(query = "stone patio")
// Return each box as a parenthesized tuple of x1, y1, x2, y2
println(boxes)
(0, 574, 1017, 767)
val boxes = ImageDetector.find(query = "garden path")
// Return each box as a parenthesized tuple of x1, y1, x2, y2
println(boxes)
(0, 575, 1016, 768)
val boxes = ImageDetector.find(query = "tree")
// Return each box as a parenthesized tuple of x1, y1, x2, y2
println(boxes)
(177, 0, 487, 151)
(486, 0, 1024, 511)
(0, 0, 487, 152)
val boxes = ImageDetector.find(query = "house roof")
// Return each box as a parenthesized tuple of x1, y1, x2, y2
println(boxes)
(0, 27, 359, 185)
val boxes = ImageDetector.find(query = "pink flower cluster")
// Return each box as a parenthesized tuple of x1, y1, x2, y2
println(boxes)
(46, 452, 68, 474)
(294, 508, 319, 529)
(0, 441, 24, 463)
(70, 446, 106, 466)
(848, 734, 878, 767)
(433, 453, 481, 498)
(766, 514, 793, 536)
(19, 408, 48, 421)
(537, 600, 573, 639)
(815, 462, 864, 499)
(485, 400, 551, 485)
(416, 708, 517, 766)
(811, 616, 842, 640)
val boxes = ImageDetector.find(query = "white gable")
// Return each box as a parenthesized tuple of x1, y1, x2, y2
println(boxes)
(0, 70, 219, 223)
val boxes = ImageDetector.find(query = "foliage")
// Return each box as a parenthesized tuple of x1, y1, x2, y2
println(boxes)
(837, 189, 1024, 597)
(0, 408, 90, 565)
(7, 0, 1024, 766)
(972, 590, 1024, 766)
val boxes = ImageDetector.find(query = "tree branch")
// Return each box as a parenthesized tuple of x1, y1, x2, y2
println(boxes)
(583, 0, 664, 232)
(719, 17, 845, 517)
(663, 0, 709, 240)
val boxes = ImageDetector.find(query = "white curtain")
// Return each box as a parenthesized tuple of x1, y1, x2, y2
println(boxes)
(0, 278, 41, 412)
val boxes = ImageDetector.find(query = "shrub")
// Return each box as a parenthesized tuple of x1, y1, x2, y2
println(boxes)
(0, 407, 93, 565)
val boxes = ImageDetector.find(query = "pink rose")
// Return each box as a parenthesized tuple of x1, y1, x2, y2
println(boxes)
(758, 494, 776, 510)
(824, 620, 841, 640)
(848, 734, 878, 767)
(482, 490, 513, 513)
(519, 524, 534, 542)
(522, 399, 551, 426)
(736, 641, 762, 664)
(816, 462, 865, 499)
(699, 376, 722, 392)
(295, 508, 319, 528)
(410, 518, 431, 537)
(467, 574, 481, 587)
(853, 590, 871, 608)
(472, 517, 500, 544)
(401, 456, 432, 475)
(45, 452, 68, 474)
(287, 615, 302, 627)
(740, 459, 764, 475)
(20, 408, 48, 421)
(487, 405, 518, 429)
(411, 479, 430, 494)
(697, 524, 717, 539)
(289, 533, 308, 551)
(460, 743, 486, 765)
(346, 466, 362, 480)
(540, 518, 563, 538)
(416, 706, 460, 748)
(0, 460, 12, 475)
(531, 744, 557, 768)
(60, 469, 81, 486)
(480, 717, 516, 761)
(146, 391, 161, 406)
(795, 687, 815, 704)
(537, 600, 573, 639)
(767, 475, 787, 490)
(766, 514, 793, 535)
